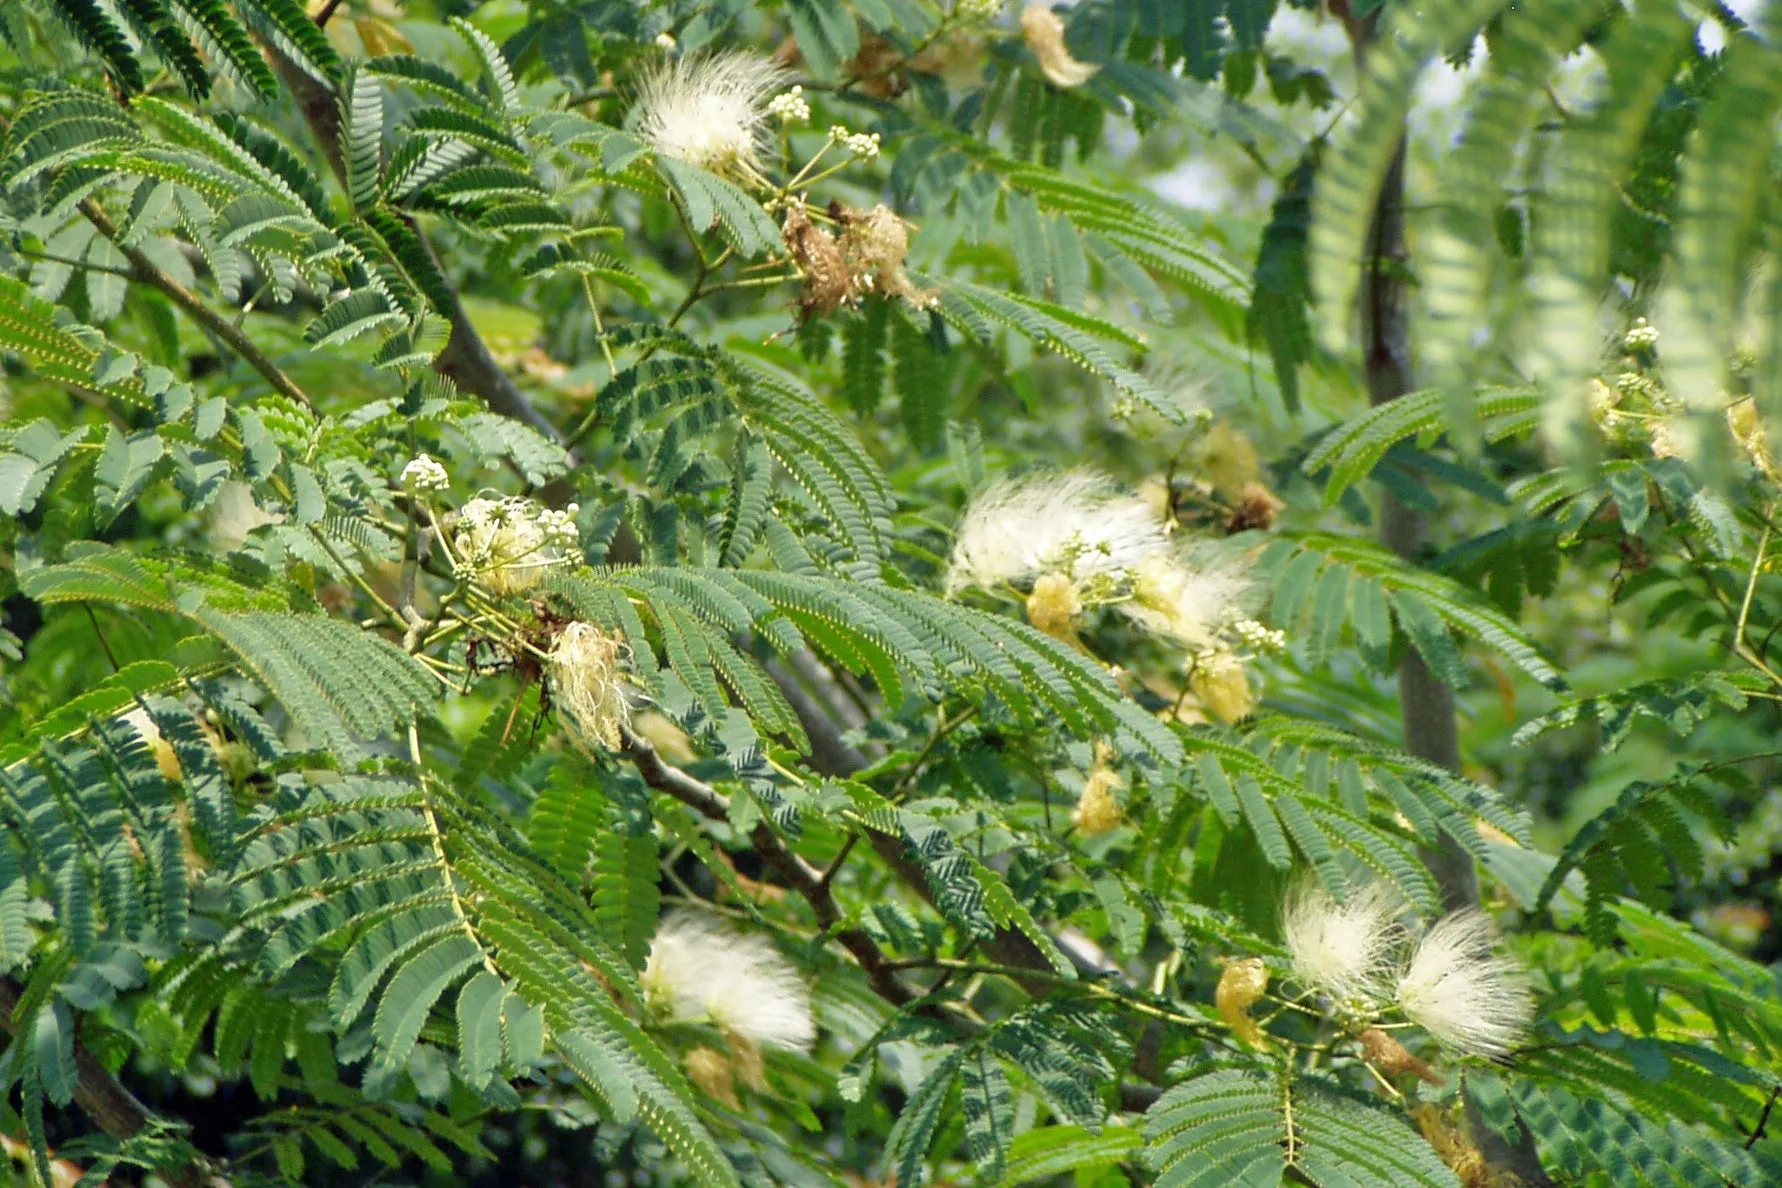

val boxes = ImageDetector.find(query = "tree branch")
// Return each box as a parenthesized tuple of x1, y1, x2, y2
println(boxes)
(1348, 17, 1478, 918)
(761, 663, 1076, 989)
(620, 727, 924, 1012)
(0, 978, 216, 1188)
(80, 200, 315, 413)
(262, 48, 568, 449)
(1345, 12, 1551, 1184)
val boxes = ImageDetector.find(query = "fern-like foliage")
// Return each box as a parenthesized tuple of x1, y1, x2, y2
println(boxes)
(1256, 531, 1568, 692)
(1146, 1067, 1462, 1187)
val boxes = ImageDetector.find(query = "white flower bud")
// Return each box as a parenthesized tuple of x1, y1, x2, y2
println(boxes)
(1623, 316, 1659, 351)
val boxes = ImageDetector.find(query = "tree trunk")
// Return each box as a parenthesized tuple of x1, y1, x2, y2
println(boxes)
(1361, 138, 1482, 913)
(1341, 8, 1552, 1181)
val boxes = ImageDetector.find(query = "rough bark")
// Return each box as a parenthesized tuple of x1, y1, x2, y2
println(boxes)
(1361, 138, 1482, 914)
(0, 978, 215, 1188)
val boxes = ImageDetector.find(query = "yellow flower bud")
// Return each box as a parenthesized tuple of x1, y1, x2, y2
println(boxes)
(1199, 422, 1261, 502)
(684, 1047, 740, 1110)
(1025, 572, 1084, 642)
(1020, 3, 1099, 88)
(1215, 957, 1270, 1048)
(1071, 765, 1122, 836)
(1191, 651, 1255, 723)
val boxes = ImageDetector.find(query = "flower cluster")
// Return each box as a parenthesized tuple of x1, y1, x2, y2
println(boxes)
(1278, 878, 1533, 1060)
(400, 454, 449, 493)
(946, 470, 1172, 595)
(1216, 958, 1270, 1048)
(781, 201, 935, 318)
(948, 469, 1270, 720)
(633, 51, 786, 175)
(451, 497, 571, 596)
(1071, 743, 1123, 836)
(548, 622, 631, 751)
(1234, 618, 1286, 653)
(1623, 316, 1659, 351)
(956, 0, 1005, 19)
(1394, 910, 1533, 1059)
(766, 85, 809, 123)
(535, 504, 580, 549)
(1281, 879, 1404, 1012)
(1188, 647, 1254, 724)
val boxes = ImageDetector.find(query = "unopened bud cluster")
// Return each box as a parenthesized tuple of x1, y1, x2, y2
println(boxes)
(1234, 618, 1285, 653)
(536, 505, 580, 548)
(767, 86, 810, 123)
(1623, 316, 1659, 351)
(400, 454, 450, 492)
(830, 126, 881, 158)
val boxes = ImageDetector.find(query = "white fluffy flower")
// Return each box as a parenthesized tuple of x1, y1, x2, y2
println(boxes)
(549, 622, 630, 751)
(946, 470, 1169, 595)
(642, 910, 815, 1052)
(1123, 551, 1251, 649)
(1282, 878, 1405, 1009)
(654, 32, 677, 51)
(400, 454, 449, 492)
(766, 85, 810, 124)
(1396, 910, 1533, 1059)
(634, 51, 786, 175)
(452, 497, 564, 596)
(208, 480, 283, 552)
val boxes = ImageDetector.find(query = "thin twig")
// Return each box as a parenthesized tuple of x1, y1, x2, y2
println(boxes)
(1747, 1084, 1780, 1149)
(79, 200, 315, 412)
(620, 727, 924, 1012)
(83, 606, 120, 673)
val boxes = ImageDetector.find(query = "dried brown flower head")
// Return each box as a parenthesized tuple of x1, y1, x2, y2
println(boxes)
(1360, 1026, 1442, 1086)
(782, 202, 852, 318)
(782, 201, 936, 321)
